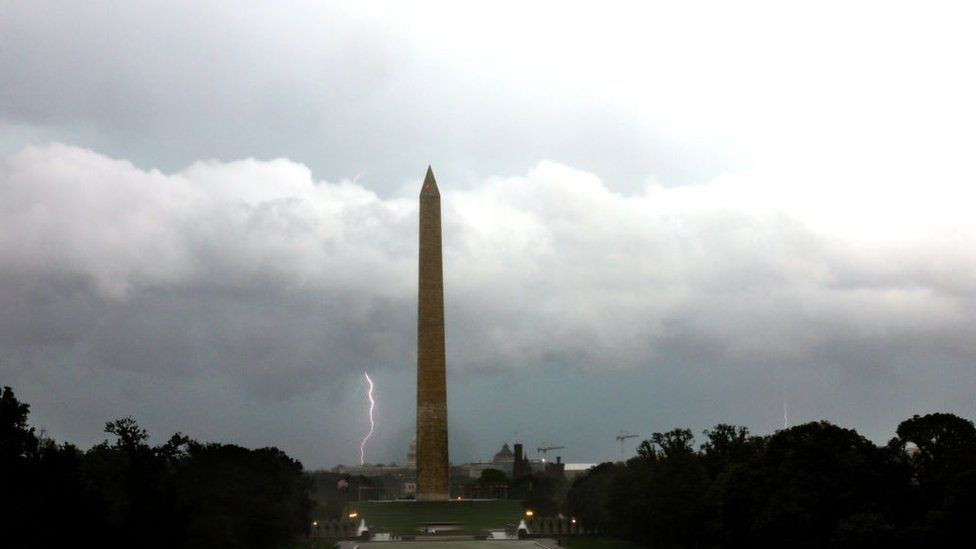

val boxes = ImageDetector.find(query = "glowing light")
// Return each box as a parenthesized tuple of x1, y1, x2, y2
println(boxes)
(360, 372, 375, 465)
(525, 510, 534, 517)
(349, 512, 358, 519)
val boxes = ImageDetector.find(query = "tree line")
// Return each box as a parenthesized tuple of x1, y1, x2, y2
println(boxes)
(0, 386, 313, 549)
(8, 381, 976, 547)
(565, 414, 976, 547)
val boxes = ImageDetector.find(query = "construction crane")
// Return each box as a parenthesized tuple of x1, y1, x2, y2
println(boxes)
(537, 446, 565, 462)
(616, 431, 638, 460)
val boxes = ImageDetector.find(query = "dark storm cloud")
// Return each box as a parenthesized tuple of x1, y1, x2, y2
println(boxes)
(0, 144, 421, 463)
(3, 144, 976, 466)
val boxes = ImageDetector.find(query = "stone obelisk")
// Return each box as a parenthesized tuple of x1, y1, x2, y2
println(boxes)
(416, 166, 450, 501)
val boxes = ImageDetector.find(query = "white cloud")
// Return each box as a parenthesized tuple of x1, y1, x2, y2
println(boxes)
(3, 139, 976, 463)
(4, 143, 975, 373)
(0, 144, 413, 299)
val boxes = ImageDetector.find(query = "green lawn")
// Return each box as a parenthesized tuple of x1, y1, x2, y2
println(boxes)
(554, 536, 647, 549)
(291, 540, 336, 549)
(292, 536, 645, 549)
(295, 543, 547, 549)
(342, 500, 524, 536)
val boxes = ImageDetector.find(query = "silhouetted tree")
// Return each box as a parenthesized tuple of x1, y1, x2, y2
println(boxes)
(893, 413, 976, 544)
(83, 417, 187, 547)
(710, 421, 905, 548)
(175, 442, 313, 549)
(1, 386, 40, 548)
(564, 462, 620, 532)
(611, 429, 707, 548)
(1, 386, 36, 461)
(478, 467, 509, 484)
(700, 424, 758, 478)
(1, 387, 105, 547)
(11, 383, 976, 548)
(1, 387, 313, 548)
(517, 472, 563, 517)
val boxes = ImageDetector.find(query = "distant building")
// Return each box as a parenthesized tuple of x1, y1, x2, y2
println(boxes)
(456, 442, 569, 479)
(330, 438, 418, 498)
(493, 443, 515, 469)
(407, 437, 417, 469)
(544, 456, 566, 479)
(455, 442, 518, 478)
(331, 464, 407, 478)
(330, 439, 589, 499)
(564, 463, 597, 481)
(513, 443, 532, 478)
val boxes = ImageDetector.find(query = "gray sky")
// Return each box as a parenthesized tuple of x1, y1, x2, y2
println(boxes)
(3, 1, 976, 469)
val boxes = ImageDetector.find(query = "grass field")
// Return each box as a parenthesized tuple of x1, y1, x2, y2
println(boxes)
(554, 536, 647, 549)
(295, 542, 543, 549)
(344, 500, 524, 536)
(293, 540, 336, 549)
(292, 537, 644, 549)
(292, 536, 645, 549)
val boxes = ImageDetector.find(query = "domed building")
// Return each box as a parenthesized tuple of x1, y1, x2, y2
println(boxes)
(492, 443, 515, 467)
(455, 442, 520, 478)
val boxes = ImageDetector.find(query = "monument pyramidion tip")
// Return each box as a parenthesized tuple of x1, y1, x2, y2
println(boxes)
(421, 165, 439, 196)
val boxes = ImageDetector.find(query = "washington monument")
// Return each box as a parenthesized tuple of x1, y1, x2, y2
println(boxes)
(416, 166, 450, 501)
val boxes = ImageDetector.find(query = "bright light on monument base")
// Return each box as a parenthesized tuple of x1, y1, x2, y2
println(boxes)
(360, 372, 375, 465)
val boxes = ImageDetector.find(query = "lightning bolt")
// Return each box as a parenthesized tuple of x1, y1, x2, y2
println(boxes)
(780, 376, 789, 429)
(360, 372, 375, 465)
(782, 384, 789, 429)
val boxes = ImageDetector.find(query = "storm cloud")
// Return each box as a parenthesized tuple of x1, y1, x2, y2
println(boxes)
(3, 141, 975, 466)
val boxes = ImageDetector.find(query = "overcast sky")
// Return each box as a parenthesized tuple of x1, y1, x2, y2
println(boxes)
(3, 1, 976, 469)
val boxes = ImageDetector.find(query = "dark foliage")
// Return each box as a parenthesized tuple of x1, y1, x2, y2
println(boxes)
(478, 467, 510, 485)
(0, 386, 313, 549)
(565, 462, 621, 532)
(566, 414, 976, 548)
(606, 429, 708, 546)
(9, 381, 976, 548)
(512, 471, 566, 517)
(176, 442, 313, 548)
